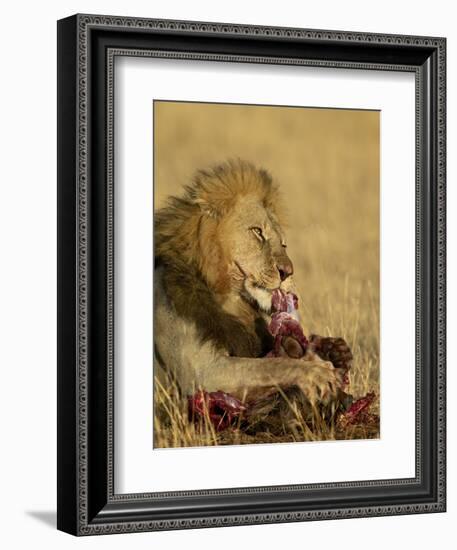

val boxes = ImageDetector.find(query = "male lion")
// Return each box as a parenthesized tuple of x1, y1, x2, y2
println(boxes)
(154, 160, 351, 411)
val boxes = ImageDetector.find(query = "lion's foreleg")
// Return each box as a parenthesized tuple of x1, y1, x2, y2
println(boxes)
(192, 356, 344, 406)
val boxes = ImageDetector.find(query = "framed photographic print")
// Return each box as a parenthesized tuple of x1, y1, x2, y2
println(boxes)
(57, 14, 446, 535)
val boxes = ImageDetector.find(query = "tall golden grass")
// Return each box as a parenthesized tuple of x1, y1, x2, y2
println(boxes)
(153, 101, 380, 447)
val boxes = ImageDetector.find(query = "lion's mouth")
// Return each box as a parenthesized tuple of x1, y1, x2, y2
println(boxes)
(234, 261, 278, 292)
(235, 261, 279, 312)
(243, 281, 275, 313)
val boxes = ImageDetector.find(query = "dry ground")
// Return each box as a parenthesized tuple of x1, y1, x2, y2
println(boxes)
(153, 101, 380, 447)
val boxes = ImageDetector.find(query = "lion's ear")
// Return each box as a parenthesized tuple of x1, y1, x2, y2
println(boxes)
(193, 195, 232, 219)
(193, 197, 219, 218)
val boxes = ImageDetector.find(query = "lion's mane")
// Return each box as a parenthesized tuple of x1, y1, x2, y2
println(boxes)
(154, 159, 283, 357)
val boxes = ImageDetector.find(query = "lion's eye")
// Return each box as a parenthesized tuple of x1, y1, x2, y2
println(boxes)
(250, 227, 264, 241)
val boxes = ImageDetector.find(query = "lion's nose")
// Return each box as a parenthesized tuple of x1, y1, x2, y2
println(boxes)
(277, 259, 294, 281)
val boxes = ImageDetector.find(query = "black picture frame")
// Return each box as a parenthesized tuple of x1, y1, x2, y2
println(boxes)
(57, 13, 446, 535)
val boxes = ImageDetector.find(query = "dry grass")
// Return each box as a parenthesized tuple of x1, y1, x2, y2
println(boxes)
(153, 101, 380, 447)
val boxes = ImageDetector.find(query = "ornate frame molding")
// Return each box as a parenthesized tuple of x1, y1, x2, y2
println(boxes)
(57, 14, 446, 535)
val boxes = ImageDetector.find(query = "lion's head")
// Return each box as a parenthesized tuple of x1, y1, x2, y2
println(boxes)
(155, 160, 294, 312)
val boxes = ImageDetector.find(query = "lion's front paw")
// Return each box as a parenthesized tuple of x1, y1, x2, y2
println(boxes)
(296, 361, 345, 407)
(309, 335, 353, 371)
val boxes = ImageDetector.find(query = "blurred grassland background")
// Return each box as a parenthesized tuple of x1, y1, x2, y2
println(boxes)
(154, 100, 380, 447)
